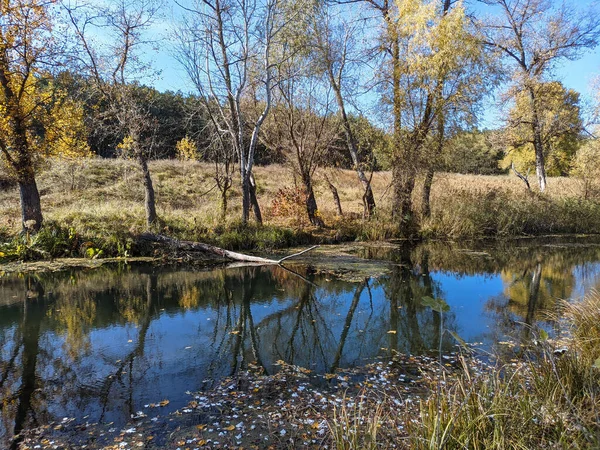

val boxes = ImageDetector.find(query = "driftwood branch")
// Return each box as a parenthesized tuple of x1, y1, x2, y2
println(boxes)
(139, 233, 318, 264)
(511, 162, 531, 191)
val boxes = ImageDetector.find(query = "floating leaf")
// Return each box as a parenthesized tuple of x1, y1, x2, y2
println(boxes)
(158, 400, 170, 407)
(448, 330, 471, 353)
(421, 296, 450, 313)
(387, 330, 397, 334)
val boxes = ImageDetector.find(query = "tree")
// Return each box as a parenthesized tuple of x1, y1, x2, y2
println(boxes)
(387, 0, 487, 234)
(0, 0, 69, 231)
(64, 0, 163, 228)
(478, 0, 600, 192)
(311, 8, 377, 216)
(175, 0, 286, 225)
(441, 129, 503, 175)
(571, 138, 600, 200)
(262, 57, 339, 227)
(501, 81, 582, 177)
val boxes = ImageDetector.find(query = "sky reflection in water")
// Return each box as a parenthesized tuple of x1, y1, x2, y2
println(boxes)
(2, 237, 600, 446)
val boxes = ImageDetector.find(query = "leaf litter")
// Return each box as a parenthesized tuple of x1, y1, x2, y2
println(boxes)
(17, 352, 494, 449)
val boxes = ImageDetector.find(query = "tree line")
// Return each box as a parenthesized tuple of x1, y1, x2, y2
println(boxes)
(1, 0, 599, 235)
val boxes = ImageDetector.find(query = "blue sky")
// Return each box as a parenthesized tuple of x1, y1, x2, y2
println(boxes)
(145, 0, 600, 130)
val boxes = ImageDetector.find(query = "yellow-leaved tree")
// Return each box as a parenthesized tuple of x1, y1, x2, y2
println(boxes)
(502, 81, 582, 178)
(388, 0, 489, 234)
(0, 0, 64, 231)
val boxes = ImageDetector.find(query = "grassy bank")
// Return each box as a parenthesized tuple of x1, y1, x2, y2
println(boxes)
(406, 293, 600, 449)
(1, 158, 599, 261)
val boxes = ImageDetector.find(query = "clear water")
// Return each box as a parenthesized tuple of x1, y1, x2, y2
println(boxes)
(2, 237, 600, 446)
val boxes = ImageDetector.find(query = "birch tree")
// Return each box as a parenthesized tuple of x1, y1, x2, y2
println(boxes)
(502, 81, 582, 177)
(478, 0, 600, 192)
(63, 0, 163, 228)
(175, 0, 285, 224)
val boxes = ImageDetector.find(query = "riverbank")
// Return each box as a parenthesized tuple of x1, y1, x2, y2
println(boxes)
(15, 352, 477, 449)
(2, 159, 600, 264)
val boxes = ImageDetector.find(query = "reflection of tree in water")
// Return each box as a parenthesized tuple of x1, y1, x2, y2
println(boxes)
(0, 276, 48, 450)
(501, 256, 575, 323)
(48, 293, 97, 360)
(483, 248, 595, 348)
(4, 242, 596, 446)
(382, 246, 456, 356)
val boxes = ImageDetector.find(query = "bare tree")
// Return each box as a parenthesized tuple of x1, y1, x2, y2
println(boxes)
(175, 0, 287, 225)
(478, 0, 600, 192)
(63, 0, 163, 228)
(311, 9, 377, 217)
(262, 57, 339, 227)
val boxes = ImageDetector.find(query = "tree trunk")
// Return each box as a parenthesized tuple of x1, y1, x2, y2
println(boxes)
(303, 177, 324, 227)
(18, 173, 43, 232)
(249, 172, 263, 224)
(421, 167, 434, 218)
(139, 157, 157, 228)
(533, 135, 547, 192)
(422, 116, 445, 218)
(241, 173, 251, 225)
(327, 76, 376, 217)
(220, 187, 228, 222)
(528, 87, 547, 192)
(392, 151, 417, 238)
(325, 175, 343, 216)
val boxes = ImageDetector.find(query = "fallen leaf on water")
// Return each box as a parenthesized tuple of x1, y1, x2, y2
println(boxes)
(324, 373, 336, 380)
(159, 400, 170, 407)
(387, 330, 397, 334)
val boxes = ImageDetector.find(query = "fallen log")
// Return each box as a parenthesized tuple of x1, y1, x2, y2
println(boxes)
(139, 233, 318, 264)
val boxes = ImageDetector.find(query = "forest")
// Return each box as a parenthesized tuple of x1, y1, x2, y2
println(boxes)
(1, 0, 600, 258)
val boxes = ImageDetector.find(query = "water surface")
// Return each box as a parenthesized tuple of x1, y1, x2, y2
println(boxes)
(2, 237, 600, 446)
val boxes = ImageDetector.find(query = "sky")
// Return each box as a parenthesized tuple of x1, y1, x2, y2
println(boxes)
(142, 0, 600, 130)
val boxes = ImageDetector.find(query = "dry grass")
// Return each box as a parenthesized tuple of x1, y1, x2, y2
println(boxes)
(0, 158, 597, 252)
(409, 293, 600, 450)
